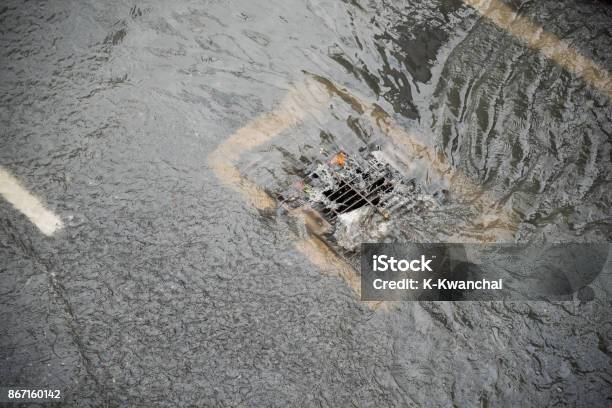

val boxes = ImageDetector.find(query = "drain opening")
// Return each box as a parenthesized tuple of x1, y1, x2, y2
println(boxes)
(276, 150, 440, 256)
(280, 152, 419, 227)
(319, 170, 393, 218)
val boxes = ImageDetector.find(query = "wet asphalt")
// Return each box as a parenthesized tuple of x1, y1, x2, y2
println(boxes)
(1, 0, 611, 406)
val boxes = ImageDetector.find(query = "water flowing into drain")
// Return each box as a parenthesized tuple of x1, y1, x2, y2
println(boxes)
(278, 151, 434, 252)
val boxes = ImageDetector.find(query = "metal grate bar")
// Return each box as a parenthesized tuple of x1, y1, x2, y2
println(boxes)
(325, 173, 379, 206)
(282, 154, 403, 225)
(316, 160, 387, 206)
(340, 179, 391, 215)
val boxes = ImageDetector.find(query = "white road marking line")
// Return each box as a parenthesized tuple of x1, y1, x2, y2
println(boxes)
(0, 166, 63, 236)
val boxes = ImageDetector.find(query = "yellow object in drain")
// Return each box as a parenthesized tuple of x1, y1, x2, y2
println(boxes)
(330, 151, 346, 167)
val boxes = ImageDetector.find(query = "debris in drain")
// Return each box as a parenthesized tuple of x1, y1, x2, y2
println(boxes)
(329, 151, 346, 167)
(279, 151, 435, 252)
(334, 206, 390, 252)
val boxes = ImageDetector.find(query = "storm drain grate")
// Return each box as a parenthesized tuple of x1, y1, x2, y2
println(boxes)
(305, 155, 393, 221)
(279, 152, 420, 227)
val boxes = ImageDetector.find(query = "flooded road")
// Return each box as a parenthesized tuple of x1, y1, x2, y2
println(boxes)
(1, 0, 611, 406)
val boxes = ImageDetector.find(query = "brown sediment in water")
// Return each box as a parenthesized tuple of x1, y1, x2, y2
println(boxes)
(463, 0, 612, 98)
(207, 79, 331, 210)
